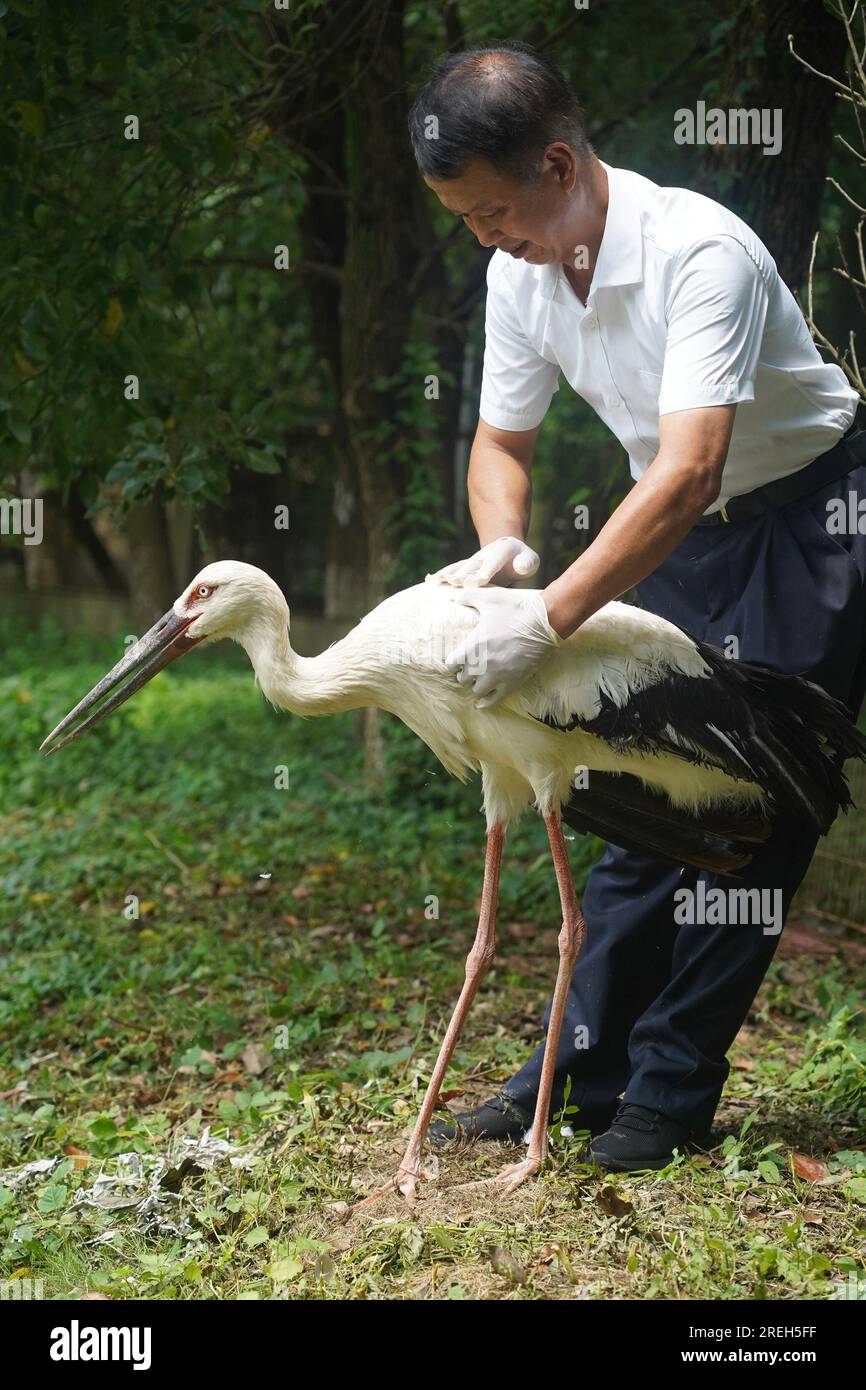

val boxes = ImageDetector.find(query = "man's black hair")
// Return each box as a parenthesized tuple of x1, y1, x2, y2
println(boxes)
(408, 41, 592, 184)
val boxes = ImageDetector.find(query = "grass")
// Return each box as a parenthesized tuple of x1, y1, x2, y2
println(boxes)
(0, 617, 865, 1301)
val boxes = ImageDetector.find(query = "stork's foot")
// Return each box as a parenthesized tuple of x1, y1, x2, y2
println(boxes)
(393, 1160, 424, 1204)
(452, 1153, 544, 1196)
(349, 1156, 436, 1214)
(492, 1154, 543, 1193)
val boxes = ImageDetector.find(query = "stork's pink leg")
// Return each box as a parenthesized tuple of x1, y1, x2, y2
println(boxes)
(352, 823, 505, 1210)
(490, 811, 585, 1193)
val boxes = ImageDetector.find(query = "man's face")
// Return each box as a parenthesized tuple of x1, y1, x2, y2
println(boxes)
(424, 149, 579, 266)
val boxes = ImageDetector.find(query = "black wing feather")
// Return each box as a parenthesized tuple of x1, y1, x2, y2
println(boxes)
(539, 631, 866, 835)
(561, 770, 766, 876)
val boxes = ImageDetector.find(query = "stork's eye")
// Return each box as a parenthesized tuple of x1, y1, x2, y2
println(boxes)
(196, 584, 214, 600)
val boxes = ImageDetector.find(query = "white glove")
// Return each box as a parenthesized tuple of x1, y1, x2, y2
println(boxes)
(426, 535, 540, 588)
(444, 586, 563, 708)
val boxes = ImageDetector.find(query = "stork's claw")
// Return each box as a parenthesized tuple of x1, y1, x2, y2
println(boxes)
(492, 1155, 542, 1192)
(396, 1164, 423, 1204)
(348, 1176, 396, 1214)
(349, 1158, 435, 1214)
(451, 1153, 544, 1196)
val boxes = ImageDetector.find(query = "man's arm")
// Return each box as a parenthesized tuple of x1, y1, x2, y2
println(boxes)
(543, 404, 736, 639)
(468, 416, 541, 546)
(424, 416, 542, 586)
(439, 405, 735, 707)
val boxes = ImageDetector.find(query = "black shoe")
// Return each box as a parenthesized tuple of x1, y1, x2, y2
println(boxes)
(429, 1093, 533, 1147)
(428, 1093, 618, 1147)
(589, 1103, 711, 1172)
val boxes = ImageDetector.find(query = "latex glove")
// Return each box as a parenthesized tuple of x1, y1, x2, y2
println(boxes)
(445, 586, 563, 708)
(426, 535, 540, 588)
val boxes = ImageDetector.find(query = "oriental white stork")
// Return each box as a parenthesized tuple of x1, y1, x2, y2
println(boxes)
(40, 560, 866, 1203)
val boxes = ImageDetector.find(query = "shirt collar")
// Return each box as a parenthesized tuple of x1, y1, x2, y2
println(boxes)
(539, 160, 644, 301)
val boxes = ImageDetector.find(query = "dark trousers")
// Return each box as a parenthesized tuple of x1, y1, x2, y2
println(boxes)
(505, 459, 866, 1136)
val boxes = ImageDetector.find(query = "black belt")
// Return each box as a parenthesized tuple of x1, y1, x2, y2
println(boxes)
(696, 423, 866, 526)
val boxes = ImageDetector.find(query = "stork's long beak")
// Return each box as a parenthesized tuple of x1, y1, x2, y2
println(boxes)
(40, 608, 203, 756)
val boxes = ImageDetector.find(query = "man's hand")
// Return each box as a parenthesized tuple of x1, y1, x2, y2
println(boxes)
(444, 586, 562, 708)
(426, 535, 540, 588)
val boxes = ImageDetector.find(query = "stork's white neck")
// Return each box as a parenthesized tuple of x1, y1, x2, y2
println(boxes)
(237, 607, 378, 717)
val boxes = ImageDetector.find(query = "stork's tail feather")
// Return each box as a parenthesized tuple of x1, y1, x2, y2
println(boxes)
(561, 770, 771, 877)
(693, 642, 866, 834)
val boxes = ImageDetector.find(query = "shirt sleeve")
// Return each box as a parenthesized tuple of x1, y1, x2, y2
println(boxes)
(657, 235, 770, 416)
(478, 256, 560, 432)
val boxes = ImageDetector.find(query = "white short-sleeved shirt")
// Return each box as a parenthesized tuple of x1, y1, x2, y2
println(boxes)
(478, 161, 859, 512)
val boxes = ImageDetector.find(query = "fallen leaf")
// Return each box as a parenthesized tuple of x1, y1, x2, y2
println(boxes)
(488, 1247, 528, 1285)
(792, 1153, 830, 1182)
(241, 1043, 269, 1076)
(596, 1185, 632, 1218)
(308, 1253, 336, 1282)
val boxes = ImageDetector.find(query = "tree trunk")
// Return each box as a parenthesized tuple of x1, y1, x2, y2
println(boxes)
(324, 454, 368, 620)
(269, 6, 371, 623)
(338, 1, 417, 608)
(67, 487, 130, 593)
(122, 491, 176, 631)
(336, 0, 419, 780)
(696, 0, 848, 290)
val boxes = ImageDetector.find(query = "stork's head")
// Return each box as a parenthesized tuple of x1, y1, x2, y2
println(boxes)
(40, 561, 289, 755)
(169, 560, 289, 644)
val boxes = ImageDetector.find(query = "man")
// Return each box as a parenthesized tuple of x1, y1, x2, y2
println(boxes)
(407, 42, 865, 1170)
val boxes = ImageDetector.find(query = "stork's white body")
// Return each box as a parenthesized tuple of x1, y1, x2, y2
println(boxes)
(242, 575, 762, 829)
